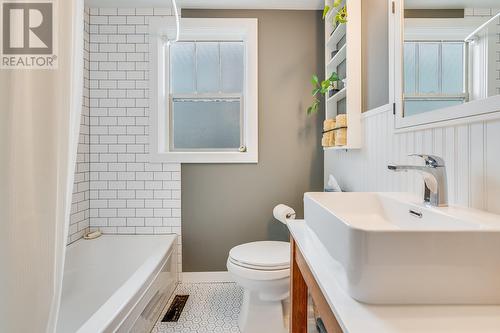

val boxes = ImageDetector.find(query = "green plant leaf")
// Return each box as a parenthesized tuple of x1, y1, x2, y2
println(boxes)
(335, 6, 348, 24)
(312, 87, 321, 96)
(328, 72, 340, 82)
(311, 74, 319, 86)
(307, 97, 321, 115)
(311, 104, 318, 114)
(322, 5, 331, 19)
(333, 0, 342, 7)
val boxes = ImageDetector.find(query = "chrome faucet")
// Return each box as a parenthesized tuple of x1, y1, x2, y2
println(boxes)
(388, 154, 448, 207)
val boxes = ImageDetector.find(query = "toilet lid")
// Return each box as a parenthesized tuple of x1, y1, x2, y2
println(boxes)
(229, 241, 290, 270)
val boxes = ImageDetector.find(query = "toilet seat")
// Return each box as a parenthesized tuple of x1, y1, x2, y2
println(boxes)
(228, 259, 290, 281)
(229, 241, 290, 271)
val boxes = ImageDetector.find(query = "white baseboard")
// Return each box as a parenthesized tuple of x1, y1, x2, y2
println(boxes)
(181, 271, 233, 283)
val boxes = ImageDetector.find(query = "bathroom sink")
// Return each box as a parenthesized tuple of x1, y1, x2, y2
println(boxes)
(303, 192, 500, 305)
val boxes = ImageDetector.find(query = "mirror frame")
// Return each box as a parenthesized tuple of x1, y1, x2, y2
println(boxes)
(391, 0, 500, 131)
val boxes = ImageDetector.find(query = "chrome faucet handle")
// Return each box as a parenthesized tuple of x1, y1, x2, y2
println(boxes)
(408, 154, 445, 168)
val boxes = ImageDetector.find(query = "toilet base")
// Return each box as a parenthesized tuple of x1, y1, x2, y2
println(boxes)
(238, 289, 288, 333)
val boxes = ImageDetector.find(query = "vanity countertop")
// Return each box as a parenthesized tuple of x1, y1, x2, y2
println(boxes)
(287, 220, 500, 333)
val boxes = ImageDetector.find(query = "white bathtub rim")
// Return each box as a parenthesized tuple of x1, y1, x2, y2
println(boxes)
(75, 234, 177, 333)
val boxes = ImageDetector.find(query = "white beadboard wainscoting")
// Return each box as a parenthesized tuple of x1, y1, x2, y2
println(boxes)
(325, 104, 500, 214)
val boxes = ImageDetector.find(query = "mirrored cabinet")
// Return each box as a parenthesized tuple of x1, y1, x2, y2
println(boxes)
(393, 1, 500, 129)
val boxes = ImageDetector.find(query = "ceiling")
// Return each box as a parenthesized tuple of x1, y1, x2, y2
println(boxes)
(405, 0, 500, 9)
(84, 0, 323, 10)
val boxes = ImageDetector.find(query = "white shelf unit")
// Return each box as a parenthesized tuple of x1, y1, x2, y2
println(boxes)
(327, 86, 346, 104)
(326, 23, 346, 50)
(324, 0, 362, 150)
(323, 145, 354, 150)
(326, 44, 346, 72)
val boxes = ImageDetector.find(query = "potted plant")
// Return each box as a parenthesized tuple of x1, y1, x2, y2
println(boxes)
(323, 0, 348, 28)
(307, 72, 341, 115)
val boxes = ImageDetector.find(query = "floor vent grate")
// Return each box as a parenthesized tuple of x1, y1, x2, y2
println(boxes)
(161, 295, 189, 322)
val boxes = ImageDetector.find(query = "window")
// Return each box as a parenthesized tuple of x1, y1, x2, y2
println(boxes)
(170, 41, 244, 151)
(403, 41, 467, 117)
(149, 18, 258, 163)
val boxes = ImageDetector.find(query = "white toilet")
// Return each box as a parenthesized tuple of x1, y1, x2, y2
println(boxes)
(227, 240, 290, 333)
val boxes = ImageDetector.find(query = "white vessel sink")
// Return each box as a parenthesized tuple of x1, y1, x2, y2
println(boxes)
(304, 192, 500, 305)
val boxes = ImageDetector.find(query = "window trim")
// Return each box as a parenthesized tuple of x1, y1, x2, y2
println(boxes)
(149, 17, 258, 163)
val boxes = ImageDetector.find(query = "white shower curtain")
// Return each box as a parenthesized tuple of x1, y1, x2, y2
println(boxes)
(0, 0, 84, 332)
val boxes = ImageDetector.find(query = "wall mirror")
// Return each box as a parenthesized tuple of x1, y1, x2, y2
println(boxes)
(394, 0, 500, 129)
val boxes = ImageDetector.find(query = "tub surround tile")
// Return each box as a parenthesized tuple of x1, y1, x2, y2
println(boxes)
(68, 7, 182, 272)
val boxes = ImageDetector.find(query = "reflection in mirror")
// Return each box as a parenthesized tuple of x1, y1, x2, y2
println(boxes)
(403, 1, 500, 117)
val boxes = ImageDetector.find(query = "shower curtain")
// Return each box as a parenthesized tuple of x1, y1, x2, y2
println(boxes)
(0, 0, 84, 332)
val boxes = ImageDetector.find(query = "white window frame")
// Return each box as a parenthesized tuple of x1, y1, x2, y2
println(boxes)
(149, 18, 258, 163)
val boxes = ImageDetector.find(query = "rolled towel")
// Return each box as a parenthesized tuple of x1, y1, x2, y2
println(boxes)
(322, 119, 336, 147)
(335, 127, 347, 146)
(336, 114, 347, 128)
(273, 204, 296, 224)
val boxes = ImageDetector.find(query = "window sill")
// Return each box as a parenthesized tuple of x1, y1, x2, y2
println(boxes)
(149, 151, 258, 164)
(394, 95, 500, 132)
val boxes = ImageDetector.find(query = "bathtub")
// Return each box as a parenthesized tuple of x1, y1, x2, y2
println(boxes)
(57, 235, 178, 333)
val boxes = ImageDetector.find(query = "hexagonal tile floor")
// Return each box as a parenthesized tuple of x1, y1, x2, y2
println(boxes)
(152, 283, 243, 333)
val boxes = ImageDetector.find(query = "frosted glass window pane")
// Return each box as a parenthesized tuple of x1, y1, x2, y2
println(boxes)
(404, 100, 463, 117)
(418, 43, 439, 94)
(171, 42, 195, 93)
(172, 100, 241, 149)
(196, 42, 220, 93)
(442, 43, 463, 94)
(404, 43, 416, 94)
(221, 42, 244, 93)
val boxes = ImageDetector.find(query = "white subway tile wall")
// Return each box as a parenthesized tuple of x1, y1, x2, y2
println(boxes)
(68, 8, 91, 245)
(69, 7, 182, 271)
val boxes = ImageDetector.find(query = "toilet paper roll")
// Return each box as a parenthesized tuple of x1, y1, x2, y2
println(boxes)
(273, 204, 296, 224)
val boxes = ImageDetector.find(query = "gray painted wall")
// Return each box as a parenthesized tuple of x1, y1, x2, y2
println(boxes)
(181, 10, 324, 272)
(362, 0, 389, 111)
